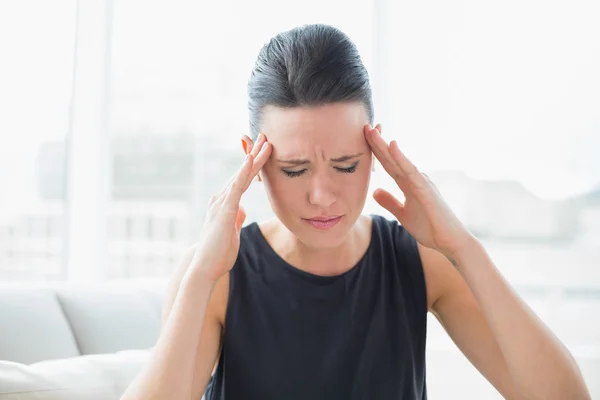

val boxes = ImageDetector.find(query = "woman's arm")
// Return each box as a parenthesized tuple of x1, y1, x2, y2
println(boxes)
(121, 135, 271, 400)
(364, 124, 591, 399)
(448, 238, 589, 399)
(120, 264, 220, 400)
(421, 241, 590, 399)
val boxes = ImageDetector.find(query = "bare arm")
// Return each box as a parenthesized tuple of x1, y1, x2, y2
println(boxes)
(120, 134, 270, 400)
(421, 240, 590, 399)
(444, 238, 590, 399)
(364, 124, 590, 399)
(120, 252, 219, 400)
(160, 247, 226, 399)
(421, 243, 520, 399)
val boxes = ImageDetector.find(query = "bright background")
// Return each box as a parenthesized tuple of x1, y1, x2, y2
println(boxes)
(0, 1, 599, 397)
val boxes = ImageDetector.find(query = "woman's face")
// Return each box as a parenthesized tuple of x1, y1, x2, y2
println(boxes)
(254, 102, 373, 249)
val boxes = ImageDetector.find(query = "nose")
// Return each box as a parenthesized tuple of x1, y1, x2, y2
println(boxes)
(308, 173, 336, 208)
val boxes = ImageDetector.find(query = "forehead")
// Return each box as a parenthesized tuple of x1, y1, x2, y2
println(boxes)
(260, 102, 369, 150)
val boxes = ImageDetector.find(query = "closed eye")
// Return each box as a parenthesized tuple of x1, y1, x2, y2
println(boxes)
(335, 161, 359, 173)
(282, 161, 359, 178)
(282, 169, 307, 178)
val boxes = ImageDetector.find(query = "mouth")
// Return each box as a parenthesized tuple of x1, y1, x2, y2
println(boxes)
(302, 215, 343, 230)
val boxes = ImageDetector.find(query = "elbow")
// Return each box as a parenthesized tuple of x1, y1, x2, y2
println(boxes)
(120, 390, 176, 400)
(514, 344, 592, 400)
(513, 376, 591, 400)
(556, 381, 592, 400)
(119, 377, 176, 400)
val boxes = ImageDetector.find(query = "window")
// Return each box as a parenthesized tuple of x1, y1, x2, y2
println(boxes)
(373, 1, 600, 396)
(0, 1, 77, 280)
(106, 0, 375, 278)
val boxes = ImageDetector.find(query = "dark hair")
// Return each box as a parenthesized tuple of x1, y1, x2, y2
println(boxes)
(247, 24, 374, 140)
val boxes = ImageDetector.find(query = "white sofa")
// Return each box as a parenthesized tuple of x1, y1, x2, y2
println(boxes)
(0, 280, 167, 399)
(2, 281, 598, 399)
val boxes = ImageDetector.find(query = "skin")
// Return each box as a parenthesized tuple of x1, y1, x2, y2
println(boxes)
(121, 102, 591, 400)
(244, 103, 375, 276)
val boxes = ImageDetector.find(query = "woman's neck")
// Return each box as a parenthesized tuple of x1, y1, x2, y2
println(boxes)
(261, 214, 372, 277)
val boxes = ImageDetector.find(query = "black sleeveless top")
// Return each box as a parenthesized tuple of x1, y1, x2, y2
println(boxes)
(205, 215, 428, 400)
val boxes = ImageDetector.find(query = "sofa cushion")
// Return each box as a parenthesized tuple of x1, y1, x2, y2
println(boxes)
(0, 289, 80, 364)
(0, 349, 149, 399)
(56, 286, 160, 355)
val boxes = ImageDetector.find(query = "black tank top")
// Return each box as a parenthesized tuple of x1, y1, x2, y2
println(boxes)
(205, 214, 428, 400)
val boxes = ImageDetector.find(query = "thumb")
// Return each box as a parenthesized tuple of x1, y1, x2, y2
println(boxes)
(235, 205, 247, 233)
(373, 188, 405, 222)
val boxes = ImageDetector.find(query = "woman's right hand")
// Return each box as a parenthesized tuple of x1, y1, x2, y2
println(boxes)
(187, 133, 271, 283)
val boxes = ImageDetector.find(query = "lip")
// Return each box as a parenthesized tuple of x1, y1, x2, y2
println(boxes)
(306, 215, 341, 221)
(303, 215, 343, 230)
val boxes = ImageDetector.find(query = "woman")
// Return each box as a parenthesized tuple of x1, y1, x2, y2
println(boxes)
(121, 24, 590, 400)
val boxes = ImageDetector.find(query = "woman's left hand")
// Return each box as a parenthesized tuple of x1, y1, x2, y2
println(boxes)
(365, 124, 475, 260)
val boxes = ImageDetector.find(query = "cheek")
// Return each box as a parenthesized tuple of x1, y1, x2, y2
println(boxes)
(262, 169, 297, 205)
(356, 170, 371, 191)
(343, 165, 371, 201)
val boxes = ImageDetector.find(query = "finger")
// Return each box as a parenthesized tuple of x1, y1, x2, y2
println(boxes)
(224, 154, 255, 206)
(238, 133, 264, 187)
(422, 172, 442, 195)
(364, 127, 410, 190)
(250, 133, 266, 159)
(373, 188, 405, 222)
(217, 151, 254, 199)
(389, 140, 429, 190)
(217, 174, 236, 200)
(243, 140, 272, 192)
(364, 126, 404, 178)
(254, 135, 271, 165)
(217, 135, 265, 201)
(389, 140, 418, 178)
(232, 132, 269, 192)
(217, 153, 253, 206)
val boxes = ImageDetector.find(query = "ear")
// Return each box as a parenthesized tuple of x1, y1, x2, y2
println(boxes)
(240, 134, 263, 182)
(241, 134, 253, 155)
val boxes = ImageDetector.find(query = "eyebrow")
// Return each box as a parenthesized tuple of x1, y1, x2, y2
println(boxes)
(277, 153, 364, 165)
